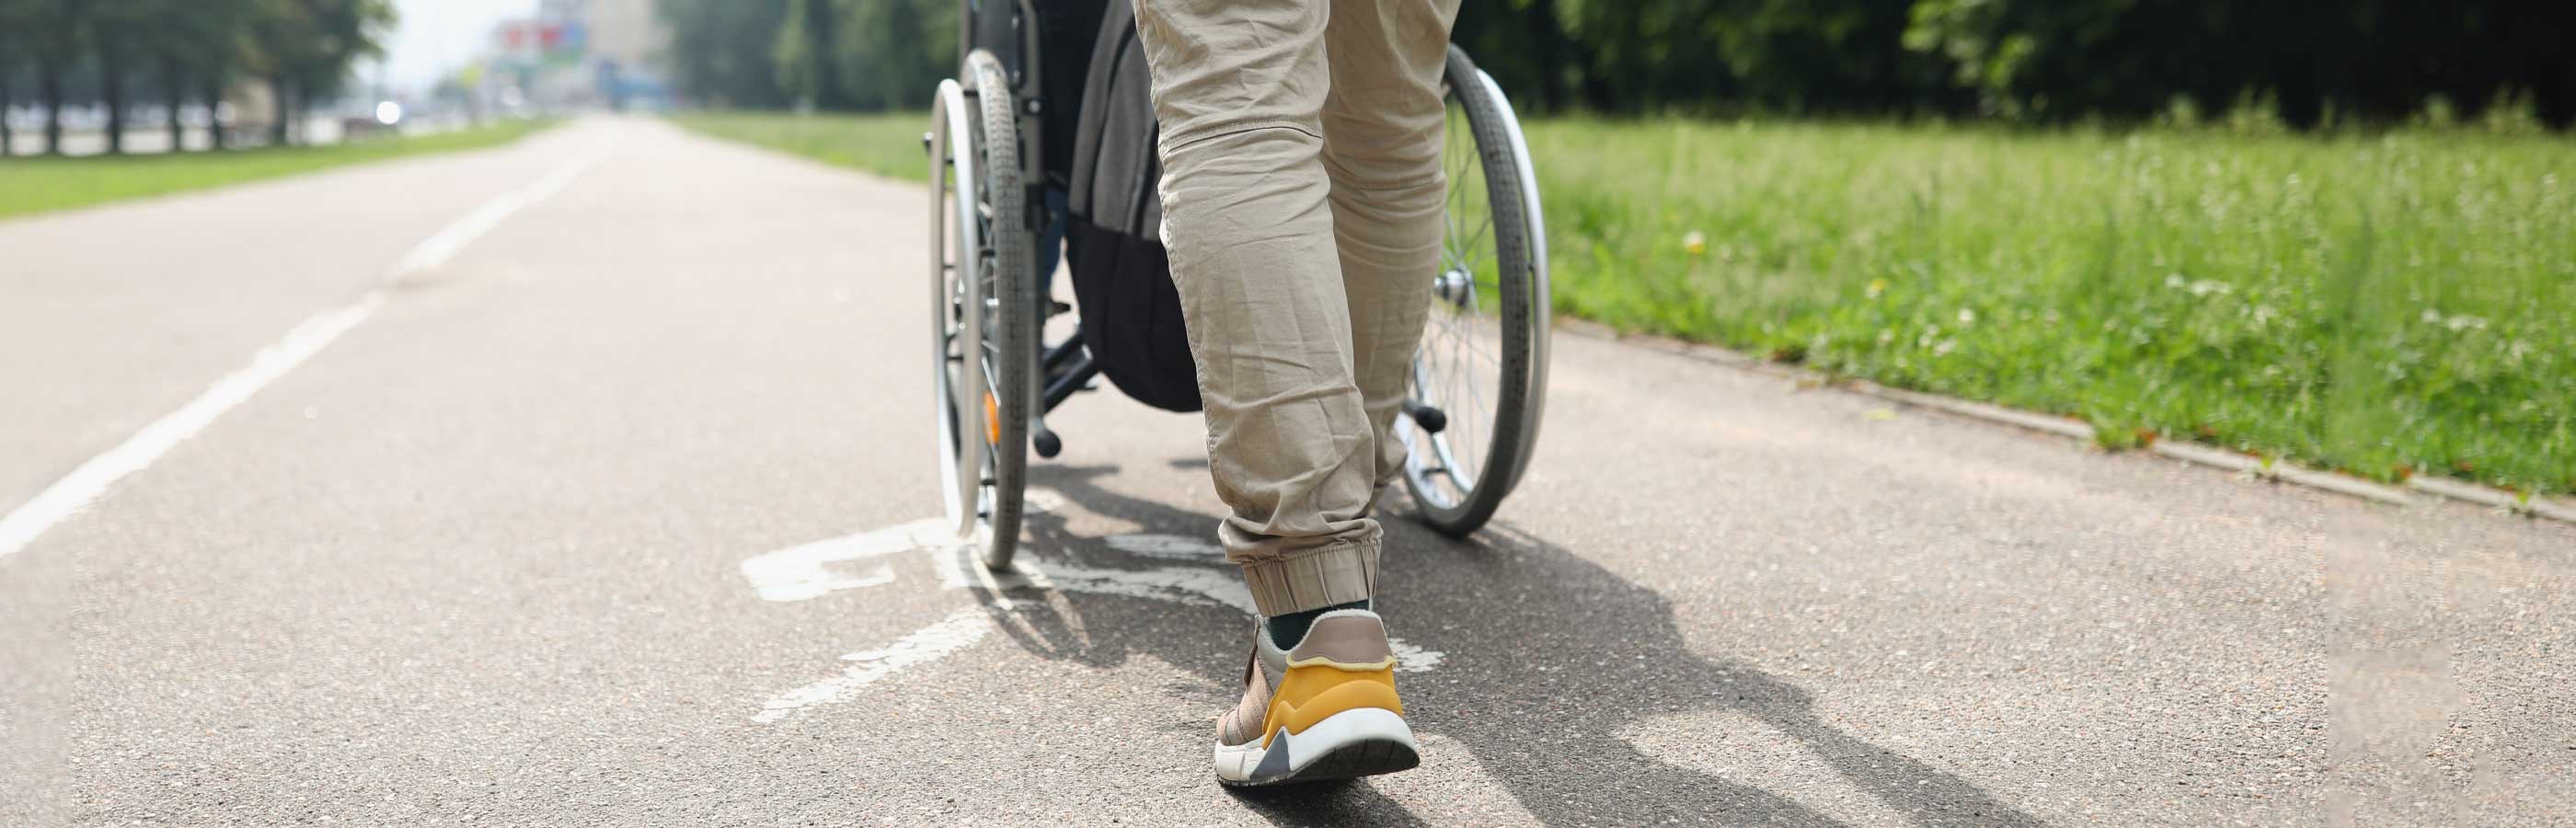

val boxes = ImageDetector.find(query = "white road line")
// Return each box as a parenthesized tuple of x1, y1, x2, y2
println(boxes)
(752, 606, 994, 724)
(0, 134, 615, 559)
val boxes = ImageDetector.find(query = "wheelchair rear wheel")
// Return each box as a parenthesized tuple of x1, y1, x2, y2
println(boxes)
(1397, 46, 1553, 537)
(926, 52, 1038, 569)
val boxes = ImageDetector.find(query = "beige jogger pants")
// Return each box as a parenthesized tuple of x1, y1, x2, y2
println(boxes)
(1133, 0, 1462, 616)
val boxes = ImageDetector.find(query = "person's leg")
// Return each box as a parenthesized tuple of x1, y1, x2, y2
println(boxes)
(1320, 0, 1461, 497)
(1133, 0, 1421, 785)
(1133, 0, 1378, 617)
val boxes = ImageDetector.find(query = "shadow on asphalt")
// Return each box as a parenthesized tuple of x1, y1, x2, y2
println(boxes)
(986, 465, 2042, 827)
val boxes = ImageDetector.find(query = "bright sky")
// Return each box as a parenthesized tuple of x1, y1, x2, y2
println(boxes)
(380, 0, 538, 93)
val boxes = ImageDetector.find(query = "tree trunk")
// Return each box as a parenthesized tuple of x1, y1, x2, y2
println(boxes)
(1524, 0, 1567, 114)
(164, 56, 188, 153)
(1, 60, 15, 157)
(1571, 39, 1616, 113)
(270, 75, 292, 146)
(40, 57, 64, 155)
(205, 75, 229, 150)
(101, 37, 129, 155)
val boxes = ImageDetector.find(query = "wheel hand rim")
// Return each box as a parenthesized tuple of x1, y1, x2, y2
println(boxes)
(929, 80, 988, 538)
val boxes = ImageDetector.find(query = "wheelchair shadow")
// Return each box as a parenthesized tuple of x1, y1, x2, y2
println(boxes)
(987, 464, 2043, 828)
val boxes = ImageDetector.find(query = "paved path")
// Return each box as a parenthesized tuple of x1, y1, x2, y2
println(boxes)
(3, 118, 2570, 826)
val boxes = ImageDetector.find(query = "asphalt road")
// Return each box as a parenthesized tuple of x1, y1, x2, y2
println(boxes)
(3, 118, 2570, 827)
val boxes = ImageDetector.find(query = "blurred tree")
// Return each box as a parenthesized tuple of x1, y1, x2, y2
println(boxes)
(642, 0, 2572, 129)
(0, 0, 28, 154)
(85, 0, 161, 154)
(302, 0, 394, 110)
(243, 0, 394, 146)
(201, 2, 257, 149)
(828, 0, 952, 112)
(140, 0, 252, 152)
(1518, 0, 1581, 114)
(1903, 0, 2574, 126)
(775, 0, 853, 109)
(654, 0, 793, 108)
(1453, 0, 1585, 115)
(11, 0, 86, 155)
(1723, 0, 1959, 114)
(0, 0, 267, 155)
(243, 1, 312, 145)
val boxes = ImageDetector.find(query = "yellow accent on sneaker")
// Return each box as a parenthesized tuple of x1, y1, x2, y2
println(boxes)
(1259, 661, 1403, 748)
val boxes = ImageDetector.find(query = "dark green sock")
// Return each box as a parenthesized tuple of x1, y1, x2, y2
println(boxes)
(1266, 600, 1371, 650)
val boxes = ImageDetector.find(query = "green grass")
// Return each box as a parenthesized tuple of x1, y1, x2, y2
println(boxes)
(672, 110, 2575, 494)
(670, 111, 928, 181)
(0, 119, 563, 221)
(1539, 120, 2573, 494)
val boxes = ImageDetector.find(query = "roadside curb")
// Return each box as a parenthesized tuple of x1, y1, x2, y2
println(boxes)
(1562, 319, 2573, 525)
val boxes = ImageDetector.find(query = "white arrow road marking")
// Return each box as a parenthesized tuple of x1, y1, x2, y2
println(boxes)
(750, 606, 993, 724)
(928, 537, 1447, 673)
(738, 517, 947, 602)
(1390, 642, 1446, 672)
(742, 500, 1443, 722)
(1102, 533, 1226, 558)
(735, 493, 1060, 604)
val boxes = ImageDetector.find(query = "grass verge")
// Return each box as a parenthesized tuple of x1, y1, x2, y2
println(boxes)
(672, 110, 2574, 495)
(668, 111, 927, 181)
(1538, 121, 2571, 495)
(0, 119, 562, 221)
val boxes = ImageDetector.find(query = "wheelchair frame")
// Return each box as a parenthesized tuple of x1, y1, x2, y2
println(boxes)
(931, 0, 1553, 569)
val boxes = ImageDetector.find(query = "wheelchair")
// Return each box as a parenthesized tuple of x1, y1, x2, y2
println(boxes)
(928, 0, 1551, 569)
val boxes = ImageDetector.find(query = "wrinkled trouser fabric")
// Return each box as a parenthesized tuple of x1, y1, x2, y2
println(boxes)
(1133, 0, 1461, 616)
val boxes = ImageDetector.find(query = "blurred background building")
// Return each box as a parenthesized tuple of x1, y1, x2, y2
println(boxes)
(477, 0, 671, 116)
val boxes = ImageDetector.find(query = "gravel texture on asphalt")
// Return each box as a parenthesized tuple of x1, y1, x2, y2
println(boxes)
(4, 119, 2570, 827)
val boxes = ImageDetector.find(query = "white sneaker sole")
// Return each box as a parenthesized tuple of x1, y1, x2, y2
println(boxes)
(1213, 707, 1420, 787)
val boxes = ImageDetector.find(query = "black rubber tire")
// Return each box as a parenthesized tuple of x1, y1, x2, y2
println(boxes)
(967, 52, 1034, 570)
(1400, 46, 1540, 538)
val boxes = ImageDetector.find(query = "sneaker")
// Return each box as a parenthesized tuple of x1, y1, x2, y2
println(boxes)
(1213, 609, 1420, 786)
